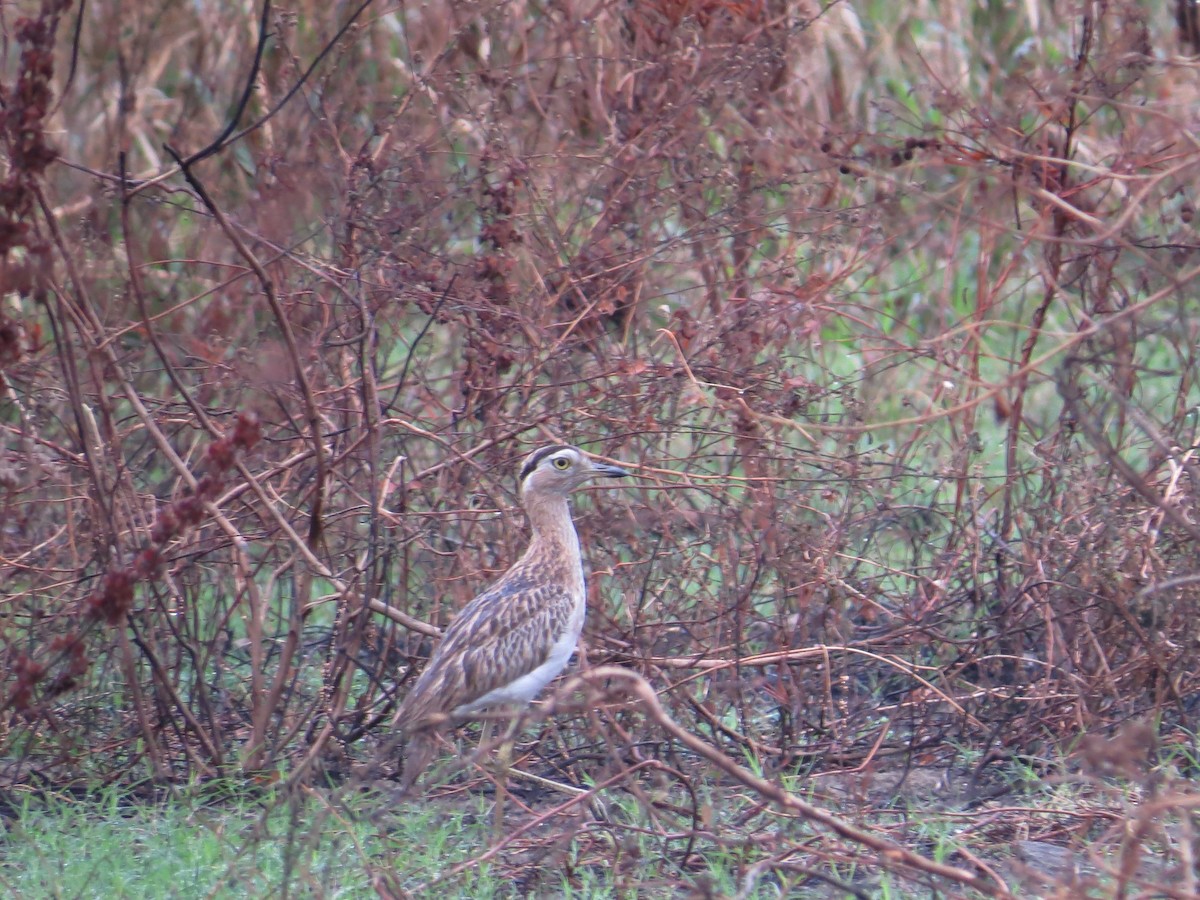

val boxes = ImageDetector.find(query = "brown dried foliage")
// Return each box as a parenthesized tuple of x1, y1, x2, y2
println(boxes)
(1, 0, 1199, 894)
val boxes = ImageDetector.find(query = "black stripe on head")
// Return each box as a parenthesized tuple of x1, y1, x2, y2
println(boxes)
(519, 444, 575, 482)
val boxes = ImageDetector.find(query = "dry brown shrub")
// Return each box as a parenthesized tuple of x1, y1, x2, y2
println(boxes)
(1, 0, 1199, 894)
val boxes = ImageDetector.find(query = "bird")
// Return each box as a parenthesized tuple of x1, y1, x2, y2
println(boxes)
(391, 443, 629, 796)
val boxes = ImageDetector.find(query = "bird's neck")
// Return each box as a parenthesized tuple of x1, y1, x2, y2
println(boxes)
(522, 492, 583, 571)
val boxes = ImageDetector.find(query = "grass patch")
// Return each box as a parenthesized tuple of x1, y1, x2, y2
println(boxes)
(0, 783, 504, 899)
(2, 727, 1196, 899)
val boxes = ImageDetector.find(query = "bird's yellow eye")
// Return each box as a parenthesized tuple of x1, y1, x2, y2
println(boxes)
(552, 457, 571, 470)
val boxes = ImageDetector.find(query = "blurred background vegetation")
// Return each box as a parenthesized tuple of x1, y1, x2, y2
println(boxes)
(2, 0, 1199, 895)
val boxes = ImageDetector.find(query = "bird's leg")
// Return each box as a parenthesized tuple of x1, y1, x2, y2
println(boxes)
(466, 716, 504, 835)
(490, 711, 525, 840)
(492, 725, 510, 840)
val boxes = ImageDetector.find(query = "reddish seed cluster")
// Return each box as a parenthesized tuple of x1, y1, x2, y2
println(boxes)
(145, 412, 260, 547)
(205, 440, 236, 470)
(84, 569, 135, 626)
(0, 4, 70, 256)
(10, 653, 46, 712)
(0, 1, 72, 381)
(148, 506, 178, 545)
(132, 546, 162, 578)
(83, 412, 262, 628)
(175, 490, 208, 526)
(0, 317, 23, 366)
(44, 634, 90, 698)
(9, 632, 92, 714)
(231, 411, 261, 450)
(474, 155, 522, 301)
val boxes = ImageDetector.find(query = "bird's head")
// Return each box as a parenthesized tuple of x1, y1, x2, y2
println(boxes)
(518, 445, 629, 499)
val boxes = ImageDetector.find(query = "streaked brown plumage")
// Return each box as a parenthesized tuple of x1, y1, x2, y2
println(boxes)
(393, 444, 629, 792)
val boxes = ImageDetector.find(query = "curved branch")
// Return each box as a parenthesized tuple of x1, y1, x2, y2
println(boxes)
(564, 666, 1016, 899)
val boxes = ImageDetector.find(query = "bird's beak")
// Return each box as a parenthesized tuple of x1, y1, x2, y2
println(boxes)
(591, 462, 630, 479)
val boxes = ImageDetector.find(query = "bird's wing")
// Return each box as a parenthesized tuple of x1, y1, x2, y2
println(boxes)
(396, 572, 578, 733)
